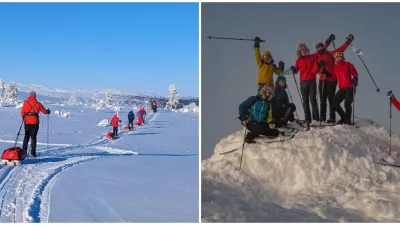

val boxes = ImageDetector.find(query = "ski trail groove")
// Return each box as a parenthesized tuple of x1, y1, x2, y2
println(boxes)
(0, 112, 158, 222)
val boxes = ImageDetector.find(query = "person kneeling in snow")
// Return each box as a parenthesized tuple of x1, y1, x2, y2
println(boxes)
(20, 91, 51, 157)
(238, 84, 281, 143)
(272, 76, 297, 128)
(110, 114, 121, 137)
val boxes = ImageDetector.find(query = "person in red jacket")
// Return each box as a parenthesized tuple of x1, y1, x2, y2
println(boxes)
(20, 91, 50, 157)
(140, 107, 147, 124)
(290, 43, 320, 123)
(110, 114, 121, 137)
(331, 52, 358, 125)
(313, 34, 354, 124)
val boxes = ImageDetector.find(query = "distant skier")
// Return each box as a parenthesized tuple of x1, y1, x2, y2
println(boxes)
(151, 100, 158, 113)
(253, 37, 285, 92)
(290, 43, 320, 124)
(331, 52, 358, 125)
(136, 108, 143, 125)
(272, 76, 296, 128)
(128, 110, 135, 130)
(238, 84, 281, 143)
(141, 107, 147, 124)
(20, 91, 50, 157)
(110, 114, 121, 137)
(313, 34, 354, 124)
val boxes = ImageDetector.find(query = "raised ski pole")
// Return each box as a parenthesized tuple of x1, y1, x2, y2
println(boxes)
(239, 126, 248, 170)
(207, 35, 266, 42)
(388, 91, 393, 156)
(347, 39, 380, 93)
(286, 85, 299, 120)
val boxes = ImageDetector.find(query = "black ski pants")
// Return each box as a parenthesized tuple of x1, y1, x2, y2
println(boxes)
(246, 122, 280, 141)
(23, 124, 39, 153)
(319, 80, 337, 121)
(333, 87, 354, 122)
(301, 79, 319, 122)
(273, 103, 297, 128)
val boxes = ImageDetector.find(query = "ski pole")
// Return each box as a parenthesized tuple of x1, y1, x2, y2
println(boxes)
(286, 85, 299, 120)
(353, 87, 356, 126)
(332, 40, 336, 50)
(47, 114, 49, 152)
(207, 35, 265, 42)
(292, 73, 304, 112)
(388, 91, 392, 155)
(320, 79, 325, 127)
(14, 119, 24, 148)
(347, 40, 380, 93)
(239, 126, 248, 171)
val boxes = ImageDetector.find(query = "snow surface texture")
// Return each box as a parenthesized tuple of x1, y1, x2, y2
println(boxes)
(0, 106, 198, 222)
(202, 118, 400, 222)
(178, 102, 198, 113)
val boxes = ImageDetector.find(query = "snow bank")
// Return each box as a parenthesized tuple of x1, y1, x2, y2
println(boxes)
(54, 110, 71, 118)
(179, 102, 198, 113)
(202, 118, 400, 222)
(97, 119, 109, 127)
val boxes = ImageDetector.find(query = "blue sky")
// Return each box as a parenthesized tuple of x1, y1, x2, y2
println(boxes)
(0, 3, 199, 97)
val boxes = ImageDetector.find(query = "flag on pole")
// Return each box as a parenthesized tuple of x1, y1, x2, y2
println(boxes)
(389, 91, 400, 111)
(352, 46, 364, 55)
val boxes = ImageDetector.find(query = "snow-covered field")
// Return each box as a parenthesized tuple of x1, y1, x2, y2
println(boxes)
(202, 118, 400, 222)
(0, 91, 198, 222)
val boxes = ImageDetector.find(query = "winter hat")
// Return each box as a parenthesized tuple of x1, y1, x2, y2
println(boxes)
(263, 51, 271, 56)
(260, 84, 275, 100)
(315, 42, 324, 49)
(297, 43, 309, 57)
(29, 91, 36, 97)
(275, 76, 287, 89)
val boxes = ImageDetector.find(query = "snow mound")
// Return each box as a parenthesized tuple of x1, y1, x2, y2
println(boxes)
(97, 119, 109, 127)
(15, 103, 23, 109)
(179, 102, 198, 113)
(202, 118, 400, 222)
(54, 110, 71, 118)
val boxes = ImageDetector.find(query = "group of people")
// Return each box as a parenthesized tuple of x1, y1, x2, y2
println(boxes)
(112, 106, 149, 136)
(239, 34, 359, 143)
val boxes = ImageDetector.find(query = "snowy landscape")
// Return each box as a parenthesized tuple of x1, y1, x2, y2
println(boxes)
(0, 80, 199, 222)
(202, 118, 400, 222)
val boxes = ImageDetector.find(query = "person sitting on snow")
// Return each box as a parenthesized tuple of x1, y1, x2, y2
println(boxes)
(110, 114, 121, 137)
(238, 84, 281, 143)
(128, 110, 135, 130)
(272, 76, 297, 128)
(20, 91, 51, 157)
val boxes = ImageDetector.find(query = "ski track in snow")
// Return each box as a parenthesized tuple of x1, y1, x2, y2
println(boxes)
(0, 113, 158, 222)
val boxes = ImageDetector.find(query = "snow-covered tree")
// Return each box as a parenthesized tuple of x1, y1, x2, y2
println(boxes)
(105, 90, 113, 106)
(67, 95, 83, 106)
(3, 82, 18, 104)
(167, 83, 179, 109)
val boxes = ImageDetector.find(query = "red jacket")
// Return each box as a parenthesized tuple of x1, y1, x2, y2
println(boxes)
(332, 61, 358, 89)
(20, 96, 49, 124)
(313, 42, 350, 81)
(294, 53, 318, 81)
(111, 114, 121, 127)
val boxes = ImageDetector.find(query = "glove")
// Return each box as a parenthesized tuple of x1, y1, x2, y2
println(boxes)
(290, 66, 296, 73)
(325, 34, 336, 45)
(346, 34, 354, 44)
(46, 109, 51, 114)
(269, 121, 276, 129)
(278, 61, 285, 71)
(254, 36, 261, 48)
(352, 77, 358, 86)
(317, 60, 325, 68)
(388, 91, 394, 99)
(321, 69, 332, 78)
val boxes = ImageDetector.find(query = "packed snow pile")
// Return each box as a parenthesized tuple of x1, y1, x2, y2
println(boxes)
(97, 119, 109, 127)
(202, 118, 400, 222)
(179, 102, 199, 113)
(15, 102, 23, 109)
(54, 110, 71, 118)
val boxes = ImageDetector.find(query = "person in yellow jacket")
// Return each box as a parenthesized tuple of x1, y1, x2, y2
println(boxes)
(254, 36, 285, 92)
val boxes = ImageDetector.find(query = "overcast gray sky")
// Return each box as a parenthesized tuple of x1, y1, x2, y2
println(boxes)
(201, 3, 400, 160)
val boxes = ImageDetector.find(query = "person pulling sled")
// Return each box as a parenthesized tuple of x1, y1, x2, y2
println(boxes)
(151, 100, 158, 113)
(128, 110, 135, 130)
(238, 84, 281, 143)
(110, 114, 121, 137)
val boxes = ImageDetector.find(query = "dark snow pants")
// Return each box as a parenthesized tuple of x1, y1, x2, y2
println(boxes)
(113, 126, 118, 137)
(246, 122, 280, 141)
(333, 87, 355, 123)
(319, 80, 337, 121)
(273, 103, 297, 128)
(23, 124, 39, 154)
(301, 79, 319, 122)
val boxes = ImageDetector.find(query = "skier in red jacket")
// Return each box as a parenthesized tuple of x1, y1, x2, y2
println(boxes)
(110, 114, 121, 137)
(331, 52, 358, 125)
(290, 43, 320, 123)
(313, 34, 354, 124)
(20, 91, 50, 157)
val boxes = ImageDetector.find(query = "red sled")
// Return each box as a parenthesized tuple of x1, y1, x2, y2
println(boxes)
(105, 132, 114, 139)
(124, 126, 131, 131)
(1, 147, 26, 166)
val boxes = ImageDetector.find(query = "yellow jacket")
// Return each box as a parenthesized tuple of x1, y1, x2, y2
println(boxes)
(255, 48, 282, 84)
